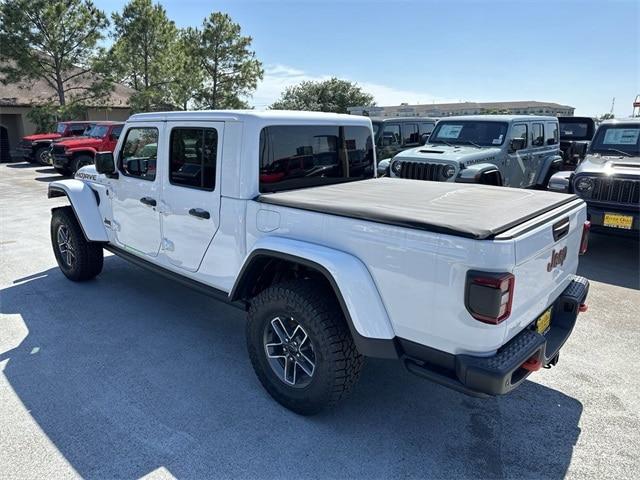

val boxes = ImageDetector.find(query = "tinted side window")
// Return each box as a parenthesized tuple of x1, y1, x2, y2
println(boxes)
(381, 124, 401, 146)
(419, 122, 435, 135)
(120, 127, 158, 181)
(70, 125, 87, 135)
(111, 125, 123, 139)
(169, 128, 217, 190)
(259, 125, 374, 193)
(402, 123, 420, 144)
(545, 122, 558, 145)
(532, 123, 544, 147)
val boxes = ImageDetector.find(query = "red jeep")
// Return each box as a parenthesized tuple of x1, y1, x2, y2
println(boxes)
(17, 121, 92, 165)
(51, 122, 123, 175)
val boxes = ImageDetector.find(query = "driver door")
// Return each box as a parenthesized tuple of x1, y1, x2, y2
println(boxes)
(111, 123, 164, 257)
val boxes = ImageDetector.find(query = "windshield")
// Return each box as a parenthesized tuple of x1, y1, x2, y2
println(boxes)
(85, 125, 109, 138)
(590, 125, 640, 156)
(55, 123, 66, 134)
(559, 120, 594, 140)
(429, 121, 508, 147)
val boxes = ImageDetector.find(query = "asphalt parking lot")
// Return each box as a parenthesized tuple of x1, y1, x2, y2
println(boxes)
(1, 162, 639, 480)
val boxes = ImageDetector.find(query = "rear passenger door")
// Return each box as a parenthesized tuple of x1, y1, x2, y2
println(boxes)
(160, 122, 223, 272)
(528, 122, 546, 187)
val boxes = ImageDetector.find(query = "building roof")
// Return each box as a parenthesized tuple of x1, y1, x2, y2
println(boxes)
(351, 100, 574, 113)
(0, 61, 133, 108)
(435, 114, 559, 122)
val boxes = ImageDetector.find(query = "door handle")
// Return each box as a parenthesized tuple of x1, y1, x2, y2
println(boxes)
(140, 197, 156, 207)
(189, 208, 210, 219)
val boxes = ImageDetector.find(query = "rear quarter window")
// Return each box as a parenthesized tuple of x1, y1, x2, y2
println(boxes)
(259, 125, 374, 193)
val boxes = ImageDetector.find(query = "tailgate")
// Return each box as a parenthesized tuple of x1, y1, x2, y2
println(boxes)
(498, 199, 587, 343)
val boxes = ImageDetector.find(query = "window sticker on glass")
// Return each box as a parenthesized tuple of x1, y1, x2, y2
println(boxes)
(439, 125, 463, 139)
(603, 128, 640, 145)
(492, 134, 503, 145)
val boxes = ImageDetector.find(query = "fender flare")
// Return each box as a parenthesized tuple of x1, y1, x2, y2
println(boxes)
(48, 179, 108, 242)
(535, 154, 563, 186)
(230, 237, 399, 359)
(67, 147, 97, 158)
(456, 163, 503, 185)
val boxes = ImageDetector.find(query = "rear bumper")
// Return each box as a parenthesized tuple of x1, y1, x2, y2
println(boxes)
(403, 275, 589, 397)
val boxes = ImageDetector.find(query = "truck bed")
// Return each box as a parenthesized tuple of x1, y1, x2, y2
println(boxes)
(257, 178, 580, 239)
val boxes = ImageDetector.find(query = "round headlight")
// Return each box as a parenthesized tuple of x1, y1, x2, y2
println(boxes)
(391, 161, 402, 175)
(442, 165, 456, 179)
(575, 177, 594, 193)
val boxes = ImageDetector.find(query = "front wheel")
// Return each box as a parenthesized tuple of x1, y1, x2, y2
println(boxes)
(246, 280, 363, 415)
(34, 146, 49, 165)
(71, 154, 93, 175)
(51, 207, 104, 281)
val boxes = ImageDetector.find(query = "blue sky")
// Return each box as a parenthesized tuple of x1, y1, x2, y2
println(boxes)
(94, 0, 639, 117)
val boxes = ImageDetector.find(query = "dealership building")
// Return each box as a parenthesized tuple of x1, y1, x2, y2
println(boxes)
(348, 101, 575, 118)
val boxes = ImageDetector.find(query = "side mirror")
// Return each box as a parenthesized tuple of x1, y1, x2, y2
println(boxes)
(420, 133, 430, 144)
(547, 171, 572, 193)
(125, 158, 149, 176)
(509, 138, 526, 153)
(95, 151, 117, 176)
(377, 158, 391, 177)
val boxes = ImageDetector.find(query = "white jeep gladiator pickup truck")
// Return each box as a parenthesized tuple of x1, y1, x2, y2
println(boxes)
(48, 111, 590, 415)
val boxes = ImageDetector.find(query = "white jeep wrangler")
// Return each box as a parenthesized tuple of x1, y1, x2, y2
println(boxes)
(48, 111, 590, 415)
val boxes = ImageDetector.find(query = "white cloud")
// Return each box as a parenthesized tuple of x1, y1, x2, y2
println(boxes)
(248, 64, 454, 108)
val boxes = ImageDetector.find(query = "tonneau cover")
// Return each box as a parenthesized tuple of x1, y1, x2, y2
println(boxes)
(257, 178, 581, 239)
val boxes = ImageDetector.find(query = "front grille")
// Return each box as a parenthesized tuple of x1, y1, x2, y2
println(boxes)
(398, 161, 444, 181)
(51, 144, 66, 155)
(582, 176, 640, 205)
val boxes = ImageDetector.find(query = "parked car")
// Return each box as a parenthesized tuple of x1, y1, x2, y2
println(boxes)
(549, 118, 639, 235)
(16, 121, 92, 165)
(50, 122, 123, 176)
(47, 111, 590, 415)
(387, 115, 563, 188)
(558, 116, 596, 169)
(372, 117, 437, 162)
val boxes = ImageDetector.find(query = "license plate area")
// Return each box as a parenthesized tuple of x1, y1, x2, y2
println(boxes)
(535, 307, 552, 334)
(603, 213, 633, 230)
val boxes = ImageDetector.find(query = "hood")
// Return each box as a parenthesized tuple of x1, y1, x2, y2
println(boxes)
(394, 144, 502, 166)
(55, 137, 102, 149)
(74, 164, 103, 184)
(576, 153, 640, 177)
(23, 133, 61, 142)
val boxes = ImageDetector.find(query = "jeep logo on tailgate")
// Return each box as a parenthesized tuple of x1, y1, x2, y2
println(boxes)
(547, 246, 568, 272)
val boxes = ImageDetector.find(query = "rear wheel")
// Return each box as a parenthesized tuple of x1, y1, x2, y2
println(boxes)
(51, 207, 104, 281)
(71, 154, 93, 175)
(246, 280, 363, 415)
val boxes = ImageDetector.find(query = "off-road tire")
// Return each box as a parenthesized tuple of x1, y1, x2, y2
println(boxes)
(71, 154, 93, 175)
(247, 280, 364, 415)
(34, 146, 49, 165)
(51, 207, 104, 281)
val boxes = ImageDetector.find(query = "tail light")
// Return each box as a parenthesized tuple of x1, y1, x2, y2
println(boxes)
(579, 221, 590, 255)
(465, 271, 515, 324)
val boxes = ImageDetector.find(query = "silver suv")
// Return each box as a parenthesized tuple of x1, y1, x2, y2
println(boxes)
(388, 115, 562, 188)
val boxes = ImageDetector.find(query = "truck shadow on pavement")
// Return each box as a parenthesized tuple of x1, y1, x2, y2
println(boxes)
(577, 232, 639, 290)
(0, 257, 582, 480)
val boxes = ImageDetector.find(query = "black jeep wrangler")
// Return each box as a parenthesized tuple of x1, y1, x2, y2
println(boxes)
(558, 116, 596, 169)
